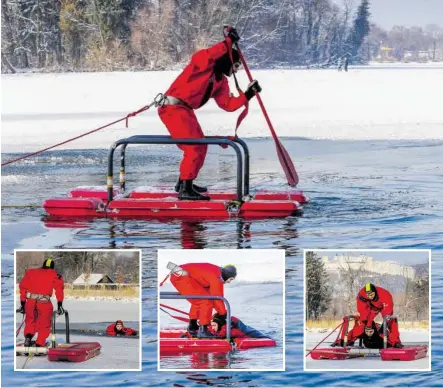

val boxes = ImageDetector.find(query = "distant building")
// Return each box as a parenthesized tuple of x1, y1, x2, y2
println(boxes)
(322, 255, 416, 280)
(72, 273, 115, 289)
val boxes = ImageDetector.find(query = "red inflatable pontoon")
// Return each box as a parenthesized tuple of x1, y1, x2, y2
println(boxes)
(47, 342, 101, 362)
(159, 329, 277, 353)
(380, 346, 428, 361)
(43, 136, 308, 220)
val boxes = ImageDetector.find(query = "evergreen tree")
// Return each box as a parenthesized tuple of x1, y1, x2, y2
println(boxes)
(306, 251, 331, 320)
(346, 0, 371, 62)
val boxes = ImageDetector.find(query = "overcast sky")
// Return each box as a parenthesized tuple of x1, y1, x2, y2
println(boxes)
(311, 250, 430, 265)
(369, 0, 443, 29)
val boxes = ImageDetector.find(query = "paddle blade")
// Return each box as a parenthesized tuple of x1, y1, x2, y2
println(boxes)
(275, 139, 299, 187)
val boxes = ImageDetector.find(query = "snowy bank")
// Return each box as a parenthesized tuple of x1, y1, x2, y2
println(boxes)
(2, 65, 443, 153)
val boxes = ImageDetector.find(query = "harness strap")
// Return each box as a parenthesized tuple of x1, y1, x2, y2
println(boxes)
(26, 292, 51, 303)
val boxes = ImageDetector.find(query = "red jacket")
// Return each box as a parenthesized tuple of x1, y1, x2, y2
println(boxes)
(106, 323, 138, 336)
(181, 263, 227, 315)
(165, 41, 247, 111)
(357, 286, 394, 325)
(19, 268, 64, 302)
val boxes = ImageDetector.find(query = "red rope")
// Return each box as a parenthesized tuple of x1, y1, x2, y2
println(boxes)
(1, 105, 150, 167)
(305, 322, 344, 358)
(160, 303, 189, 316)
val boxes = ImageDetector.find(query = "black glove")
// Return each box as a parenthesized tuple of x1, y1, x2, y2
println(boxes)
(213, 313, 227, 328)
(330, 339, 344, 347)
(223, 26, 240, 43)
(245, 80, 262, 101)
(57, 301, 65, 315)
(16, 301, 26, 314)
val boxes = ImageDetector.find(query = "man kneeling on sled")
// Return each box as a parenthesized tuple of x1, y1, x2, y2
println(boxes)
(331, 317, 401, 349)
(159, 26, 262, 201)
(169, 262, 237, 338)
(209, 314, 270, 339)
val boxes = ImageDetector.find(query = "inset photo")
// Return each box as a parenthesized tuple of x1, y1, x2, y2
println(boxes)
(14, 250, 142, 371)
(304, 249, 431, 371)
(158, 249, 285, 371)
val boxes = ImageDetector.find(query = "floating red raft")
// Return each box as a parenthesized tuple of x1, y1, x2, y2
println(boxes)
(159, 329, 276, 354)
(47, 342, 101, 362)
(44, 186, 308, 219)
(380, 346, 428, 361)
(310, 345, 428, 361)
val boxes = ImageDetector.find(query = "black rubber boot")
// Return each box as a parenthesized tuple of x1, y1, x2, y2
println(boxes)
(197, 325, 217, 338)
(187, 319, 199, 337)
(175, 179, 208, 193)
(393, 342, 404, 348)
(24, 334, 33, 347)
(178, 180, 210, 201)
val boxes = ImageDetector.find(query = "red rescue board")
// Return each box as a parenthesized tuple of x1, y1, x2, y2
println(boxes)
(44, 186, 306, 219)
(160, 338, 232, 353)
(107, 198, 230, 218)
(47, 342, 101, 362)
(234, 338, 277, 350)
(310, 348, 362, 360)
(129, 188, 309, 204)
(380, 346, 428, 361)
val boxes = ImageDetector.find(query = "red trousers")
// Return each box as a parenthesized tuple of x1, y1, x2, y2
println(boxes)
(171, 275, 215, 325)
(24, 299, 53, 346)
(158, 105, 207, 180)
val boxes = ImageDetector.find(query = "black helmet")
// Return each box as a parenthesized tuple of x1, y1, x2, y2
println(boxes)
(214, 47, 241, 78)
(221, 265, 237, 281)
(42, 258, 55, 269)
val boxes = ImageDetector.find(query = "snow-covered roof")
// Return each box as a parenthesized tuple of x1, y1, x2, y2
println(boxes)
(72, 273, 114, 285)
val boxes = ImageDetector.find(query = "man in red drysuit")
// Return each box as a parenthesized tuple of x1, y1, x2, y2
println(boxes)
(355, 283, 403, 347)
(159, 26, 262, 201)
(170, 263, 237, 338)
(18, 258, 65, 347)
(106, 320, 138, 337)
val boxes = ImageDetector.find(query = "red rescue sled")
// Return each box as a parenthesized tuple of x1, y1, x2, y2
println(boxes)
(159, 292, 277, 355)
(43, 136, 308, 221)
(380, 346, 428, 361)
(47, 342, 101, 362)
(310, 347, 362, 360)
(159, 329, 276, 354)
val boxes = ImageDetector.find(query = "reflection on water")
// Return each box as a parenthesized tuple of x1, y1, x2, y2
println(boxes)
(2, 139, 443, 386)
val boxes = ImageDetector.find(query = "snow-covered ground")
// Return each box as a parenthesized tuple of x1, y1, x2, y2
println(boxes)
(2, 64, 443, 153)
(15, 299, 140, 370)
(158, 249, 285, 284)
(305, 330, 430, 371)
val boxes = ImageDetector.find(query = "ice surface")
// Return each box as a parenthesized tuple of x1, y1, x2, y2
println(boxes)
(2, 64, 443, 153)
(15, 299, 140, 370)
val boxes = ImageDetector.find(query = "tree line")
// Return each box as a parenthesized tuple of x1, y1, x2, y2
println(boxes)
(16, 251, 140, 284)
(306, 251, 429, 323)
(2, 0, 372, 72)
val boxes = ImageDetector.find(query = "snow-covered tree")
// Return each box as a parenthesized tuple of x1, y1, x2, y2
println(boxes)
(306, 251, 330, 320)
